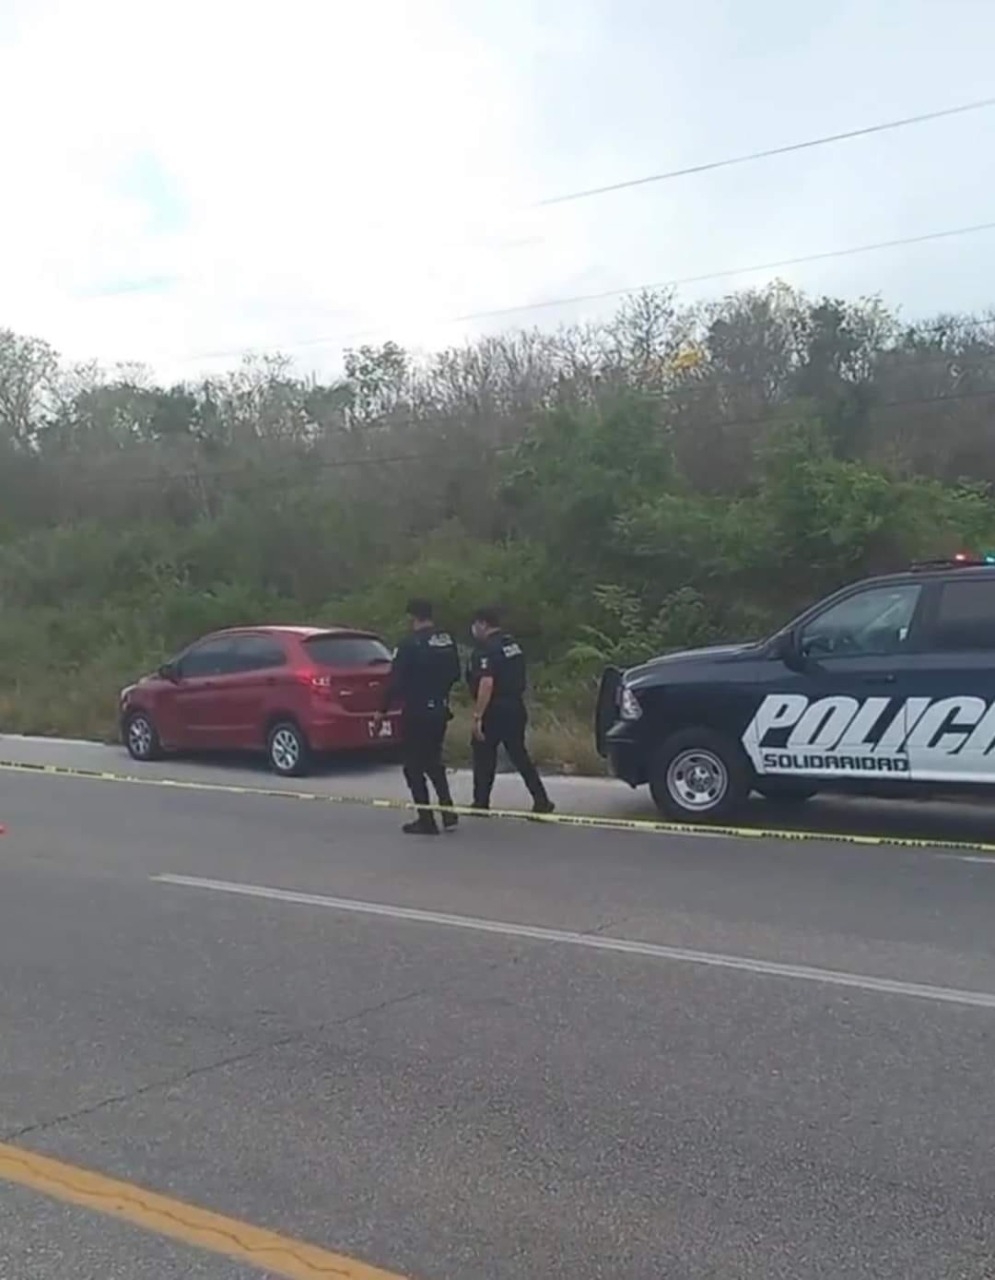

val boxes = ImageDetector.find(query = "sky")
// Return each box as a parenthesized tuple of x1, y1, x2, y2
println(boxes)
(1, 0, 994, 381)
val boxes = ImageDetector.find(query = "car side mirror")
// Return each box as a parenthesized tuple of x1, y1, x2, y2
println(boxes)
(158, 662, 180, 682)
(773, 631, 806, 671)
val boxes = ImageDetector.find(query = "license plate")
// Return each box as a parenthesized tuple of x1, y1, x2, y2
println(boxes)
(370, 719, 393, 739)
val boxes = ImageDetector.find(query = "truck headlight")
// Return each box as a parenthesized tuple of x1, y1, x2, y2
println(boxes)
(619, 686, 642, 721)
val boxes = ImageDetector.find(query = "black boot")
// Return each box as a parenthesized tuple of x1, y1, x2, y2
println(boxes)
(441, 810, 459, 831)
(402, 817, 439, 836)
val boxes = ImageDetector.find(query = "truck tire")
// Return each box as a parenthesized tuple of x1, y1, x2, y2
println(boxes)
(649, 727, 751, 823)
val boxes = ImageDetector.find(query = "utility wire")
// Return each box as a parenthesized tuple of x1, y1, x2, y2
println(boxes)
(175, 219, 995, 366)
(535, 96, 995, 207)
(447, 222, 995, 325)
(91, 97, 995, 370)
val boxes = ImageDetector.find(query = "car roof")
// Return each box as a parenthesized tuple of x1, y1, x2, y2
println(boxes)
(847, 565, 995, 590)
(768, 563, 995, 633)
(206, 625, 378, 639)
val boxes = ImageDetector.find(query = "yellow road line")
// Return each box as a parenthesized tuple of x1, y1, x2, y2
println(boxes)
(2, 756, 994, 856)
(0, 1141, 408, 1279)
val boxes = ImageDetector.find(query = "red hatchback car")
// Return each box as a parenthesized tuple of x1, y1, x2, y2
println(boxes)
(119, 626, 400, 776)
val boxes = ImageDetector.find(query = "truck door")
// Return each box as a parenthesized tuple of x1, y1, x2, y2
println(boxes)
(744, 580, 926, 782)
(902, 574, 995, 785)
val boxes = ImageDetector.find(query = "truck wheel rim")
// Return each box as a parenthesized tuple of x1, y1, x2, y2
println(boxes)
(271, 728, 300, 771)
(129, 716, 152, 757)
(667, 748, 728, 811)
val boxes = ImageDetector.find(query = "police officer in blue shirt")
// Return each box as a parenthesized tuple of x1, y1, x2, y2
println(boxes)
(466, 605, 554, 815)
(376, 598, 460, 835)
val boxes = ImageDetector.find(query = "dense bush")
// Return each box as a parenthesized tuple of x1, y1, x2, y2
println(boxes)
(2, 282, 994, 764)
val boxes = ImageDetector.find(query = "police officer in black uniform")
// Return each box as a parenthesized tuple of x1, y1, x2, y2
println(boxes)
(376, 598, 460, 836)
(467, 606, 555, 815)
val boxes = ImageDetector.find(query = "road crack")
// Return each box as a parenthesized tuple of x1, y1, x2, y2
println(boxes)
(2, 979, 450, 1144)
(5, 907, 617, 1144)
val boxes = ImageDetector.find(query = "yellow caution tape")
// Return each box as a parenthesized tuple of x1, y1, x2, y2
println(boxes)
(1, 756, 994, 855)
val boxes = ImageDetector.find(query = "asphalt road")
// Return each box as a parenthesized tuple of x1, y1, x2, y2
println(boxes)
(5, 731, 995, 844)
(3, 745, 995, 1277)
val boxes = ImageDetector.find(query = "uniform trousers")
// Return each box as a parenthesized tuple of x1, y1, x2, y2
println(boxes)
(471, 699, 550, 809)
(401, 707, 454, 823)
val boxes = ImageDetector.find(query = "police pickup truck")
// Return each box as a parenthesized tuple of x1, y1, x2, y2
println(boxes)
(595, 555, 995, 821)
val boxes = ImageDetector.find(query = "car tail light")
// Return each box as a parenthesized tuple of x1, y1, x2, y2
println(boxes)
(299, 671, 336, 695)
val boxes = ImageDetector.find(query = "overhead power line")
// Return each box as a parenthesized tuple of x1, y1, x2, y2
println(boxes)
(536, 96, 995, 207)
(179, 218, 995, 365)
(447, 221, 995, 326)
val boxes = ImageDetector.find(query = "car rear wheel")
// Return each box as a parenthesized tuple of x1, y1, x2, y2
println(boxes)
(124, 710, 163, 762)
(267, 720, 312, 778)
(649, 728, 750, 823)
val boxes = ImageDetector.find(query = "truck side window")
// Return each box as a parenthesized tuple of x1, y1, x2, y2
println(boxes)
(798, 584, 921, 659)
(929, 579, 995, 652)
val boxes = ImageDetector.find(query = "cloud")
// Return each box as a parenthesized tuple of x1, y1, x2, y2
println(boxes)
(0, 0, 594, 378)
(114, 152, 189, 237)
(1, 0, 994, 381)
(77, 275, 180, 299)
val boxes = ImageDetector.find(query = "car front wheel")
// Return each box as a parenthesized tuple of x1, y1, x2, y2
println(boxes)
(267, 720, 312, 778)
(124, 710, 162, 762)
(649, 728, 750, 823)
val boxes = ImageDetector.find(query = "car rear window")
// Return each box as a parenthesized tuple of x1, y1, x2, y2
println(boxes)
(304, 634, 392, 667)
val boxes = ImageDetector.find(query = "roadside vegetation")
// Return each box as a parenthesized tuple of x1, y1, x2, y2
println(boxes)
(2, 283, 995, 770)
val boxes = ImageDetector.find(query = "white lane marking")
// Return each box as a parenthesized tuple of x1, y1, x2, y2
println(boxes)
(153, 873, 995, 1012)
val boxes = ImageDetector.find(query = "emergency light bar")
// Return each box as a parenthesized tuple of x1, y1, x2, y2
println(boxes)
(910, 551, 995, 570)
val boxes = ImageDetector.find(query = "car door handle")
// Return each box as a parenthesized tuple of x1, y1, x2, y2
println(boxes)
(861, 674, 896, 684)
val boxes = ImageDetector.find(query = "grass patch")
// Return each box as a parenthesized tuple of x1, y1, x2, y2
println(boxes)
(0, 661, 606, 775)
(444, 702, 606, 775)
